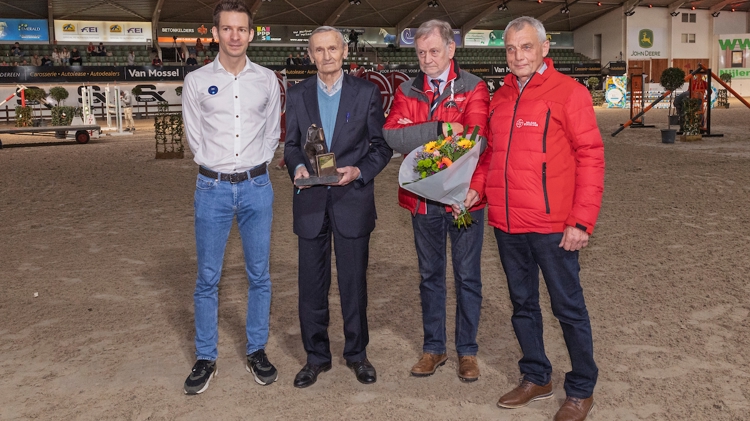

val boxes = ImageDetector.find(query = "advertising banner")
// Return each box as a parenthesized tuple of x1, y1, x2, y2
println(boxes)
(400, 28, 462, 47)
(717, 34, 750, 77)
(158, 23, 213, 44)
(465, 30, 504, 47)
(54, 20, 153, 43)
(0, 19, 49, 42)
(249, 25, 397, 47)
(463, 30, 573, 48)
(628, 27, 667, 58)
(546, 32, 574, 48)
(0, 66, 184, 83)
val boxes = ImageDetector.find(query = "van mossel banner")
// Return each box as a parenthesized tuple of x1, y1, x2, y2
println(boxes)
(54, 20, 153, 43)
(0, 66, 184, 84)
(0, 19, 49, 42)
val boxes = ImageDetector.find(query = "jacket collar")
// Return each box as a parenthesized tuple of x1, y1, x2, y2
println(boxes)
(504, 57, 556, 94)
(412, 59, 462, 93)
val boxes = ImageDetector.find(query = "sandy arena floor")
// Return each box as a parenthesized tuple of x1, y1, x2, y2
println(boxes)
(1, 101, 749, 420)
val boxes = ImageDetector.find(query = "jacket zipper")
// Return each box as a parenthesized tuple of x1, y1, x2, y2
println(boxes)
(503, 75, 533, 233)
(542, 109, 551, 214)
(542, 163, 550, 214)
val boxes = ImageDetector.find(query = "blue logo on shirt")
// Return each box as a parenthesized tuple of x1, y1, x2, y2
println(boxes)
(208, 86, 218, 95)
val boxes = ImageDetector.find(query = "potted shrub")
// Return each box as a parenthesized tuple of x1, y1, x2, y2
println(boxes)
(587, 77, 604, 106)
(154, 101, 184, 159)
(719, 72, 731, 87)
(23, 87, 48, 127)
(680, 97, 702, 142)
(49, 86, 72, 138)
(15, 105, 32, 127)
(659, 67, 686, 144)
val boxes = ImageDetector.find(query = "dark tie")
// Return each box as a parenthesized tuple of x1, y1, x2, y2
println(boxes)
(430, 79, 442, 113)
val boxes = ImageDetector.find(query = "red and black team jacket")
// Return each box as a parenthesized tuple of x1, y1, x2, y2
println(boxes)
(384, 59, 490, 215)
(471, 58, 605, 235)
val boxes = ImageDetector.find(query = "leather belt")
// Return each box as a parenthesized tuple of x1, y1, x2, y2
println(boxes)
(199, 165, 267, 183)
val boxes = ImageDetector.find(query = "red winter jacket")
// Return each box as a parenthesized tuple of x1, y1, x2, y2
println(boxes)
(384, 59, 490, 215)
(471, 58, 604, 235)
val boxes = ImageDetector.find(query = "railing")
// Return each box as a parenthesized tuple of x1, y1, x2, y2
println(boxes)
(0, 102, 183, 124)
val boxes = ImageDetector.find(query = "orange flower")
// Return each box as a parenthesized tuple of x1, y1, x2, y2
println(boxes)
(444, 136, 453, 142)
(440, 157, 453, 168)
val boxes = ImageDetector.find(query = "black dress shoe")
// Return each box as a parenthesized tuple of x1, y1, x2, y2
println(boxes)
(346, 358, 376, 384)
(293, 362, 332, 388)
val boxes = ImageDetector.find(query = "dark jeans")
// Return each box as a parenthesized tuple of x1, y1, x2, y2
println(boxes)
(412, 203, 483, 356)
(494, 229, 598, 398)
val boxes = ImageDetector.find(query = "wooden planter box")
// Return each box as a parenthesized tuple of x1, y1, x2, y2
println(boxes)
(680, 134, 702, 142)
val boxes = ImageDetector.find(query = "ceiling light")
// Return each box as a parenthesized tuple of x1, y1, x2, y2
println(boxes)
(497, 3, 508, 11)
(597, 1, 601, 5)
(560, 6, 570, 14)
(648, 4, 653, 7)
(731, 7, 735, 11)
(691, 5, 695, 10)
(537, 0, 543, 3)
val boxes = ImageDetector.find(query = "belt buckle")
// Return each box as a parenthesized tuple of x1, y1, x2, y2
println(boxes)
(229, 172, 242, 183)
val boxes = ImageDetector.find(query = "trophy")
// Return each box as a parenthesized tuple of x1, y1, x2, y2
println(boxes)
(295, 124, 342, 186)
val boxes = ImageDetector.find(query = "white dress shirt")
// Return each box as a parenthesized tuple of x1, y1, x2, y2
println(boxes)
(183, 54, 281, 173)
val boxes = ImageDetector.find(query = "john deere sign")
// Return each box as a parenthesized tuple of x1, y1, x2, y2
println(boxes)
(638, 29, 654, 49)
(629, 27, 665, 58)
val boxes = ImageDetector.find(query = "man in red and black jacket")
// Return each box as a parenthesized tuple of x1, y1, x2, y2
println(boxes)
(467, 17, 604, 421)
(383, 19, 489, 383)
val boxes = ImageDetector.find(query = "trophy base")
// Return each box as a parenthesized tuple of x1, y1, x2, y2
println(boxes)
(295, 173, 343, 187)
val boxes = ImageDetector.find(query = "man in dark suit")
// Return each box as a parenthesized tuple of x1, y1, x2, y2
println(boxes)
(284, 26, 392, 388)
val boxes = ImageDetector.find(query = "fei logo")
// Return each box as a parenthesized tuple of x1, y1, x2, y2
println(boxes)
(81, 27, 98, 33)
(516, 119, 539, 128)
(63, 23, 75, 32)
(639, 29, 653, 49)
(127, 28, 143, 33)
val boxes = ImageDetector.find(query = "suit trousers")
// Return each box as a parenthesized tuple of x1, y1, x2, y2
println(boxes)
(298, 191, 370, 366)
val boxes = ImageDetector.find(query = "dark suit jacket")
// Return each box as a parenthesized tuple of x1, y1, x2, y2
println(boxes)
(284, 74, 392, 240)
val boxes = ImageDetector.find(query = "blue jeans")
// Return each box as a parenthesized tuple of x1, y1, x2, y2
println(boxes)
(193, 169, 273, 361)
(494, 229, 598, 398)
(412, 202, 483, 356)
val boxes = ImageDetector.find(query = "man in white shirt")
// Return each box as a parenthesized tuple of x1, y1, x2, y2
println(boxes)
(119, 90, 135, 131)
(181, 0, 281, 395)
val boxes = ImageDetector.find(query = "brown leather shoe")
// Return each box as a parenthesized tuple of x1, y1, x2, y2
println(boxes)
(497, 379, 553, 408)
(553, 396, 594, 421)
(410, 353, 448, 377)
(457, 356, 479, 382)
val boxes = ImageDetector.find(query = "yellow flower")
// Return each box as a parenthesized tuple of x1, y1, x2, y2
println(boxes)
(423, 141, 438, 153)
(457, 139, 474, 149)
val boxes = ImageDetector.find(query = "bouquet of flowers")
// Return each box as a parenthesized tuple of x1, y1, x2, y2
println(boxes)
(398, 126, 483, 228)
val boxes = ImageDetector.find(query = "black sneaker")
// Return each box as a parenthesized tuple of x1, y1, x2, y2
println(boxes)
(246, 349, 278, 386)
(184, 359, 217, 395)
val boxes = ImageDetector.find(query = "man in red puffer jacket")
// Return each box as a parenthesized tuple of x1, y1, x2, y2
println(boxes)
(465, 16, 604, 421)
(384, 19, 489, 383)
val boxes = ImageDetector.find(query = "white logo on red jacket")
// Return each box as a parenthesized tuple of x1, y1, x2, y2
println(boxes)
(515, 119, 539, 128)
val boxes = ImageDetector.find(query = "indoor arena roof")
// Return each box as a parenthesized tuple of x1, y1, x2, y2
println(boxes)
(1, 0, 748, 33)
